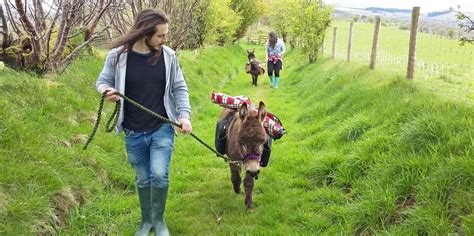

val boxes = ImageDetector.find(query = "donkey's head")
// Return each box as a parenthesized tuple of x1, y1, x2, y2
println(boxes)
(237, 102, 267, 177)
(247, 49, 256, 62)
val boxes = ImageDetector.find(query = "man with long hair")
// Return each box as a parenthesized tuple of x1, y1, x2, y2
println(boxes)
(96, 9, 192, 236)
(265, 31, 286, 89)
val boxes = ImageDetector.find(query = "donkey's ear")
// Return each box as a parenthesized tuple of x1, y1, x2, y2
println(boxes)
(246, 49, 250, 53)
(257, 101, 266, 122)
(239, 103, 249, 120)
(251, 48, 255, 53)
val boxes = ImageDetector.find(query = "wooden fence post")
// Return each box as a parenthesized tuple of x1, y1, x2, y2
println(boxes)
(407, 6, 420, 80)
(347, 22, 354, 62)
(332, 27, 337, 59)
(258, 35, 261, 45)
(370, 17, 381, 70)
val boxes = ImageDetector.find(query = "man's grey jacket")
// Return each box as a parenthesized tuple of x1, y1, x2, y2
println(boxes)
(96, 46, 191, 134)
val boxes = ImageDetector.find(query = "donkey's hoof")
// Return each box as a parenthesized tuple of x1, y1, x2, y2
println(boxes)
(245, 199, 253, 210)
(245, 203, 254, 212)
(246, 207, 254, 213)
(233, 187, 241, 194)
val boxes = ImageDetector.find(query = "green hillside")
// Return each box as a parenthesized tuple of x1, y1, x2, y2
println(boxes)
(0, 43, 472, 234)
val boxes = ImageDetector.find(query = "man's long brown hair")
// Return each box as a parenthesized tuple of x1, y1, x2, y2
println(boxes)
(268, 31, 278, 48)
(112, 9, 170, 65)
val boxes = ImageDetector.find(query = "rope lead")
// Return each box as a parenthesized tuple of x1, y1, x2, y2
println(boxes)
(83, 90, 241, 166)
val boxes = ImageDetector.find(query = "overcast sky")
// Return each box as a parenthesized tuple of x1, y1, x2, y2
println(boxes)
(324, 0, 474, 13)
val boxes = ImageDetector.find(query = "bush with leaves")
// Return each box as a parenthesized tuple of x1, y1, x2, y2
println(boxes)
(267, 0, 296, 43)
(185, 0, 241, 48)
(266, 0, 332, 63)
(230, 0, 265, 42)
(291, 0, 332, 63)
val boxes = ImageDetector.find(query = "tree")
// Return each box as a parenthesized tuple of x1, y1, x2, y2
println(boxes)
(1, 0, 212, 71)
(1, 0, 112, 72)
(367, 16, 374, 23)
(454, 10, 473, 45)
(83, 0, 112, 41)
(267, 0, 296, 43)
(447, 28, 456, 39)
(100, 0, 201, 50)
(230, 0, 265, 42)
(185, 0, 241, 48)
(185, 0, 211, 48)
(292, 0, 332, 63)
(352, 15, 359, 22)
(212, 0, 241, 45)
(0, 3, 9, 57)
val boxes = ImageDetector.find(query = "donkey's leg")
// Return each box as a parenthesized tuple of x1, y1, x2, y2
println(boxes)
(243, 174, 255, 210)
(229, 164, 241, 193)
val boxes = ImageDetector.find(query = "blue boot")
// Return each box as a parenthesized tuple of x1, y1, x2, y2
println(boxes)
(152, 186, 170, 236)
(269, 76, 274, 88)
(135, 186, 153, 236)
(274, 77, 280, 89)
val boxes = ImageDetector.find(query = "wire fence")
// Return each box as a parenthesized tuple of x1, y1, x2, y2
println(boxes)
(245, 9, 473, 105)
(321, 13, 474, 104)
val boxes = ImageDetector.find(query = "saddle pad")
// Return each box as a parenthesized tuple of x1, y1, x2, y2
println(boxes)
(211, 92, 286, 140)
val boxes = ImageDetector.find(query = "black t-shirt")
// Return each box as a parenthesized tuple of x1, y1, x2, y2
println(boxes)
(122, 49, 168, 132)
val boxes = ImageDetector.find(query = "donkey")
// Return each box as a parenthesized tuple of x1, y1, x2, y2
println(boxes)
(218, 102, 268, 210)
(246, 49, 262, 87)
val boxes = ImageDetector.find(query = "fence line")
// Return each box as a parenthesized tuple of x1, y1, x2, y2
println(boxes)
(247, 35, 265, 45)
(239, 7, 473, 103)
(318, 7, 473, 104)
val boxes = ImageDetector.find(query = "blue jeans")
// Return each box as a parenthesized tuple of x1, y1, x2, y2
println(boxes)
(124, 123, 175, 188)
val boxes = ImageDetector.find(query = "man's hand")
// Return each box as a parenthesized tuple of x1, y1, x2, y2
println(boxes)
(178, 118, 192, 134)
(100, 87, 120, 102)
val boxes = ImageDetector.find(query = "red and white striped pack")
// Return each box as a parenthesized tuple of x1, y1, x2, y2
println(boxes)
(211, 92, 285, 140)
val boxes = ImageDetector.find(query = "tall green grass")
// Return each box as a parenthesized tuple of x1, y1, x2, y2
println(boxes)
(0, 42, 473, 234)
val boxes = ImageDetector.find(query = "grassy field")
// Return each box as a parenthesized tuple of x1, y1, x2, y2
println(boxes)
(0, 42, 473, 234)
(324, 21, 474, 75)
(322, 20, 474, 104)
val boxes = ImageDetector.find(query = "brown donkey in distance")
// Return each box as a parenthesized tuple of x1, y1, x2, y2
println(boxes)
(246, 49, 264, 86)
(218, 102, 268, 210)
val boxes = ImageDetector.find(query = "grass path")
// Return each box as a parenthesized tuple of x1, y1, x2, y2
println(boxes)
(1, 43, 472, 235)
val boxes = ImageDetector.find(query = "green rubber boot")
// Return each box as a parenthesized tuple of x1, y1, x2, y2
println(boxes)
(152, 186, 170, 236)
(274, 77, 280, 89)
(269, 76, 274, 88)
(135, 186, 153, 236)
